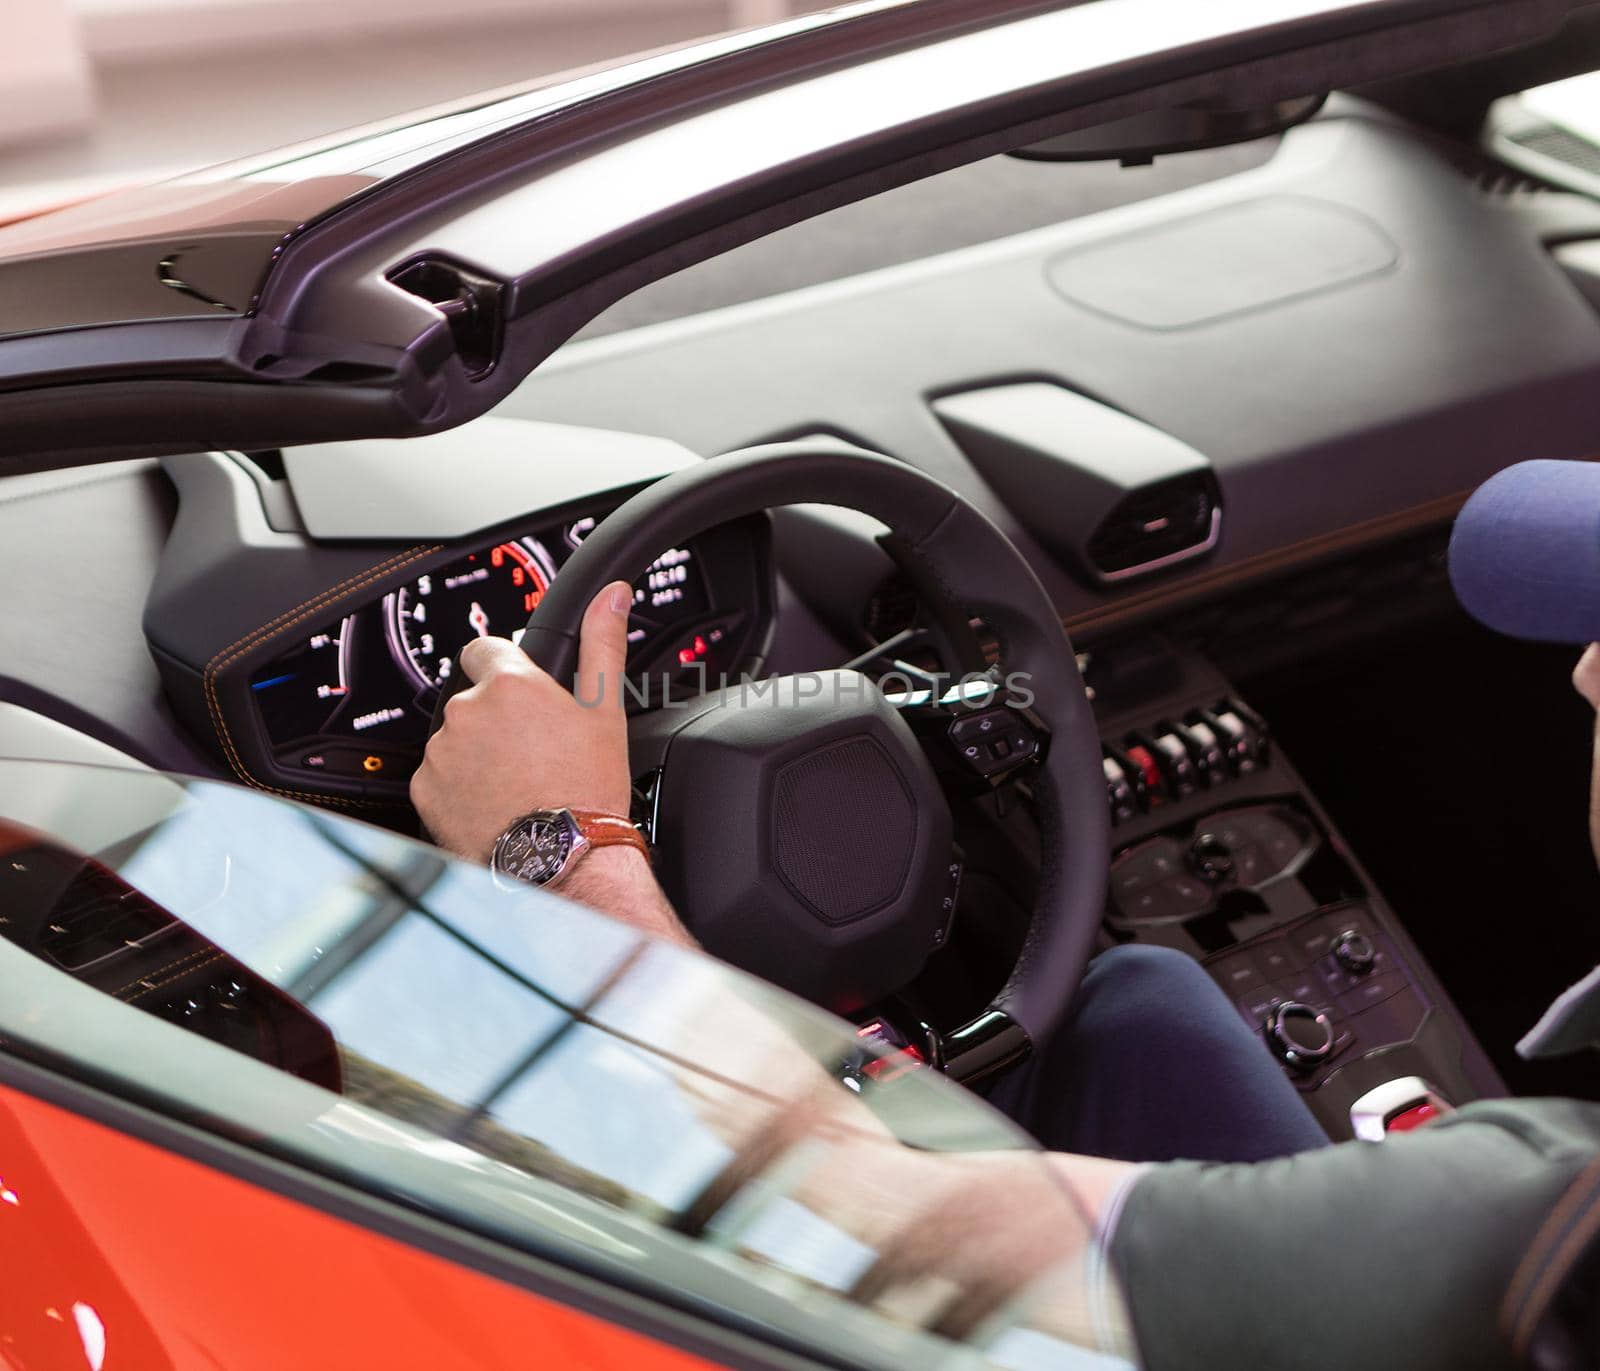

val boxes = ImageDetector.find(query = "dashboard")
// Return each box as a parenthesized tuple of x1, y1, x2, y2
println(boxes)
(139, 446, 773, 807)
(6, 108, 1600, 803)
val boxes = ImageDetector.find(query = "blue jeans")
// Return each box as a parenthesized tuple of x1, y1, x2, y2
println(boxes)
(987, 944, 1329, 1163)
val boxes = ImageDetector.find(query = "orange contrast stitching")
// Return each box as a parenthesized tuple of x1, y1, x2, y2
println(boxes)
(116, 946, 226, 1002)
(202, 545, 443, 808)
(121, 953, 227, 1005)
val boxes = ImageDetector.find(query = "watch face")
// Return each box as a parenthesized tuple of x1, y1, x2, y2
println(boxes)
(500, 814, 575, 886)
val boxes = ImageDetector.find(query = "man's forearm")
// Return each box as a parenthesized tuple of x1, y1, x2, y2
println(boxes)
(559, 846, 696, 947)
(554, 844, 1137, 1343)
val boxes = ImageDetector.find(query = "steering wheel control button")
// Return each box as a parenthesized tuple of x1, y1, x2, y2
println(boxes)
(1332, 928, 1377, 976)
(944, 698, 1044, 786)
(933, 859, 963, 949)
(1265, 1001, 1336, 1072)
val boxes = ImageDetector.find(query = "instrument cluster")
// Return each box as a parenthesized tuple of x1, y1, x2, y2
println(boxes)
(241, 506, 767, 797)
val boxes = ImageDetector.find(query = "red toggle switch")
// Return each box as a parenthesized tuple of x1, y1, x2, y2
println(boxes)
(1385, 1103, 1440, 1133)
(1125, 744, 1163, 795)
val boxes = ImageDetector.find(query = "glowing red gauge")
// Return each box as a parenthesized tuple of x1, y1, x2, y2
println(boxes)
(384, 538, 557, 690)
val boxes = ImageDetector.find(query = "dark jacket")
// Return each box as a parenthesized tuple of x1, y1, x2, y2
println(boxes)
(1115, 1096, 1600, 1368)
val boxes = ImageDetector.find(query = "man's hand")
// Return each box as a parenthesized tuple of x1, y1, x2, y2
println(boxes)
(1575, 643, 1600, 711)
(410, 580, 691, 944)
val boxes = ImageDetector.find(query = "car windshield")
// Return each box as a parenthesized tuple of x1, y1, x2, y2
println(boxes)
(0, 757, 1131, 1370)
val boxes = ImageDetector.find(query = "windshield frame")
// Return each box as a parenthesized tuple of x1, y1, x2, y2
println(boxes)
(0, 0, 1558, 471)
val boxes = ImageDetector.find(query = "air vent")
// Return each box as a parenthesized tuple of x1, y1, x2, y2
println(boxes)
(1087, 473, 1221, 581)
(1505, 124, 1600, 178)
(38, 864, 177, 969)
(932, 383, 1220, 594)
(388, 255, 506, 380)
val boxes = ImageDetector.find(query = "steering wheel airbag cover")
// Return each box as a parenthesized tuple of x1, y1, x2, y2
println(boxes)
(651, 670, 953, 1012)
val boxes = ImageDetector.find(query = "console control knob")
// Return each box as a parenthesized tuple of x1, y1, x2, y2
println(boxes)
(1331, 929, 1376, 976)
(1265, 1001, 1335, 1073)
(1189, 832, 1235, 883)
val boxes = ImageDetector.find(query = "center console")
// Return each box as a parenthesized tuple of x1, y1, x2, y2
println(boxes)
(1086, 639, 1501, 1141)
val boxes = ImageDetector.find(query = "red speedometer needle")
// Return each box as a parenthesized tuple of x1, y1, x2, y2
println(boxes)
(468, 601, 491, 638)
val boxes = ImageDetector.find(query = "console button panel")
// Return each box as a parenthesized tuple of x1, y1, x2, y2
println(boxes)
(1103, 697, 1270, 824)
(1202, 904, 1432, 1092)
(1086, 650, 1502, 1133)
(1108, 804, 1317, 927)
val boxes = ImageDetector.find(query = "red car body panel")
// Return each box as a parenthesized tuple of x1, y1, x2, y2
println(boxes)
(0, 1083, 720, 1371)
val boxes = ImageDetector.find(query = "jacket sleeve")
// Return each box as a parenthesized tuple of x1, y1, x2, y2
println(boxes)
(1109, 1098, 1600, 1371)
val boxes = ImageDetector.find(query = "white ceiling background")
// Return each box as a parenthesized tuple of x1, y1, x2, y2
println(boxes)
(0, 0, 821, 217)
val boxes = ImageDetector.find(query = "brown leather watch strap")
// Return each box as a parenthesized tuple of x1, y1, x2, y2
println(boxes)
(569, 809, 650, 860)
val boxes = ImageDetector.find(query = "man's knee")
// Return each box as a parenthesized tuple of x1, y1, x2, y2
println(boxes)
(1084, 942, 1217, 1001)
(1075, 944, 1241, 1046)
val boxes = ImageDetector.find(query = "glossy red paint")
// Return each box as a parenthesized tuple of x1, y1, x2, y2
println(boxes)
(0, 1083, 724, 1371)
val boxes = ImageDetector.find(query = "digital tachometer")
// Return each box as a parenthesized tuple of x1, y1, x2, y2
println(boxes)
(383, 537, 558, 690)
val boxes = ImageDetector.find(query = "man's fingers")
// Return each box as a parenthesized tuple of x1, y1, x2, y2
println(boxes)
(576, 581, 634, 711)
(457, 634, 538, 685)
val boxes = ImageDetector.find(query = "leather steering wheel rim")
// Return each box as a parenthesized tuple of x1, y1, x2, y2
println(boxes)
(430, 440, 1109, 1071)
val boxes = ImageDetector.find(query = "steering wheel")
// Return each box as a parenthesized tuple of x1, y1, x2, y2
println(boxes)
(431, 441, 1108, 1082)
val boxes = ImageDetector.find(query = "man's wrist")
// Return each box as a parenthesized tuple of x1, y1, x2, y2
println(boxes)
(563, 844, 696, 947)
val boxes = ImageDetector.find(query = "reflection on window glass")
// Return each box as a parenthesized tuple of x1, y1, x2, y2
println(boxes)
(310, 912, 564, 1104)
(490, 1023, 733, 1213)
(0, 763, 1134, 1370)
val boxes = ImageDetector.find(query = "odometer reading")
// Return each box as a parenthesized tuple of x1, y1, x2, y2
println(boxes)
(384, 538, 557, 690)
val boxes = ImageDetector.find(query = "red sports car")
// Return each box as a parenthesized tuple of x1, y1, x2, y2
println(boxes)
(2, 0, 1600, 1366)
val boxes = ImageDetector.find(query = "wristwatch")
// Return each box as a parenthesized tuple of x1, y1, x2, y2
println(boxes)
(489, 808, 648, 890)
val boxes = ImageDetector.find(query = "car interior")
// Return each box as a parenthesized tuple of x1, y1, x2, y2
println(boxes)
(6, 16, 1600, 1155)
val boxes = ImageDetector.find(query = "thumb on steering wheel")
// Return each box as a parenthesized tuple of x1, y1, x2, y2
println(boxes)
(576, 581, 634, 711)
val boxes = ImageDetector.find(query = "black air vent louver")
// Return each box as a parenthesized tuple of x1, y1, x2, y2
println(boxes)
(38, 864, 177, 968)
(931, 383, 1222, 591)
(1505, 124, 1600, 178)
(1087, 473, 1220, 579)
